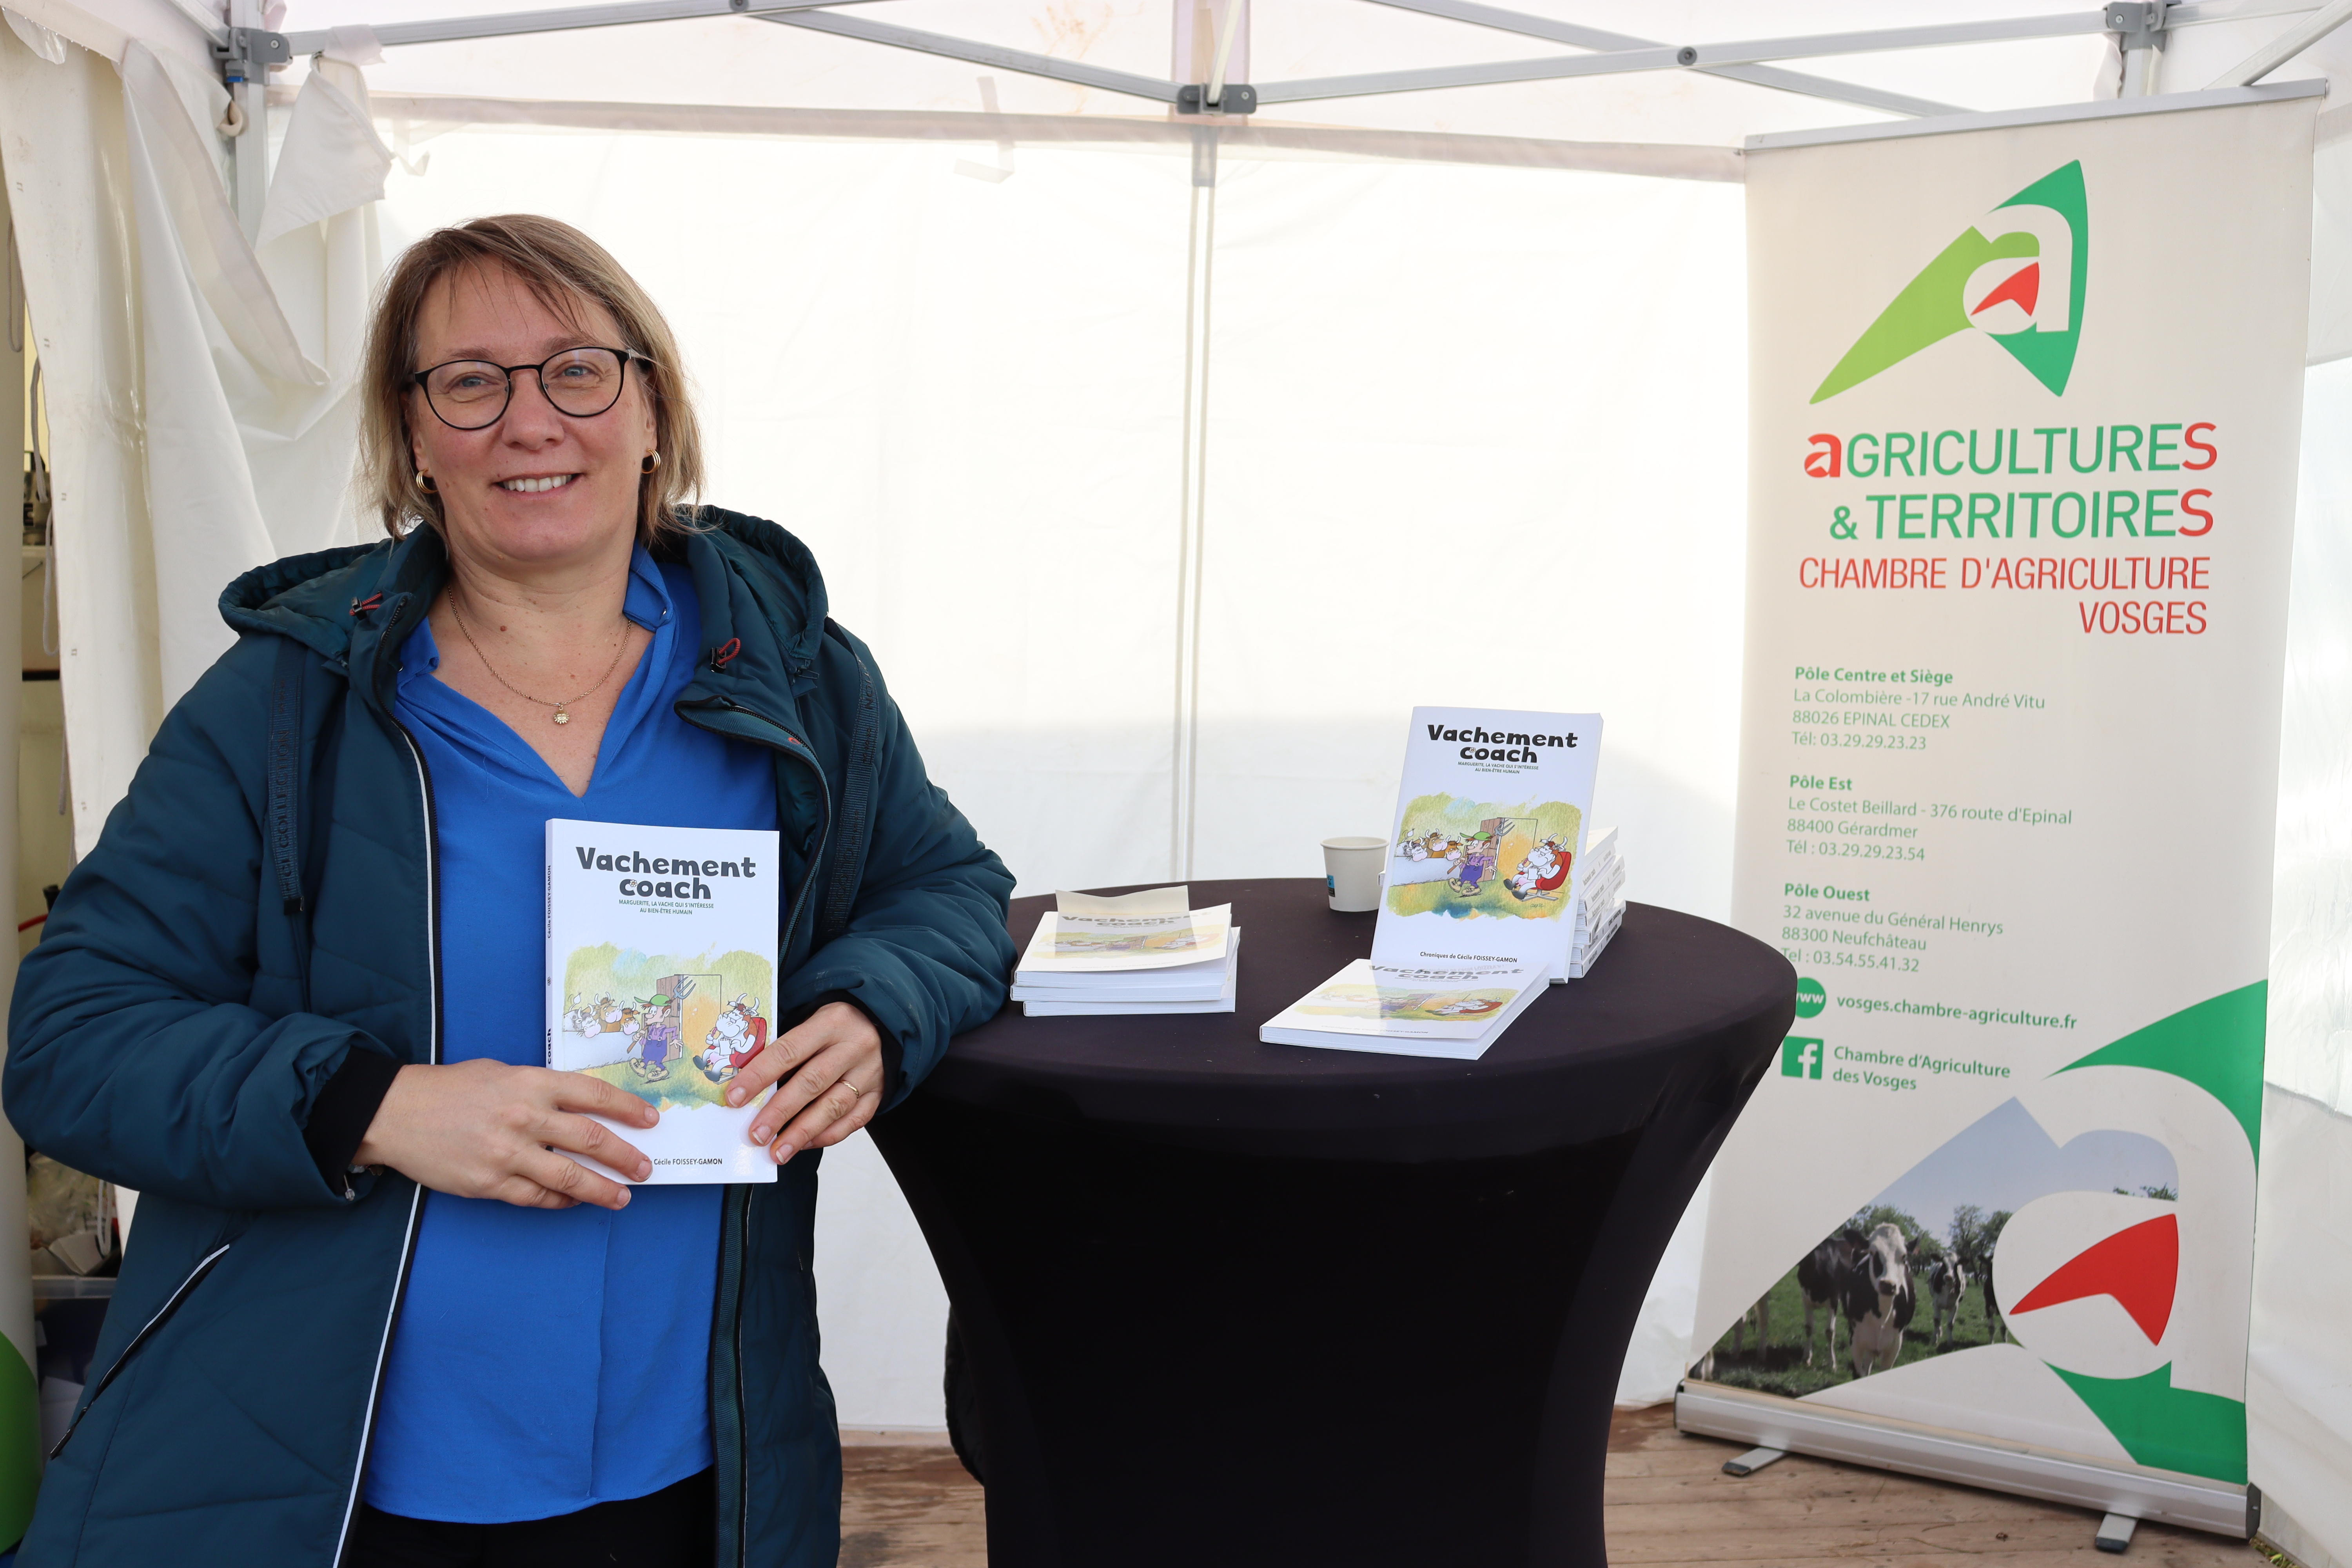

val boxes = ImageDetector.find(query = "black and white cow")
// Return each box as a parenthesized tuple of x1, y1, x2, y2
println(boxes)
(1922, 1252, 1968, 1350)
(1843, 1223, 1917, 1377)
(1728, 1298, 1771, 1357)
(1794, 1227, 1864, 1367)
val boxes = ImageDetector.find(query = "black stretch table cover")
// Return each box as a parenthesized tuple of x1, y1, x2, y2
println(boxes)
(870, 880, 1793, 1568)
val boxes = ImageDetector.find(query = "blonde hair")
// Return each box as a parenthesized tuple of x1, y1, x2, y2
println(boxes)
(358, 214, 704, 545)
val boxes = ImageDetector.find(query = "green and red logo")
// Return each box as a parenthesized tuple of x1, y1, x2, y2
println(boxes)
(1812, 160, 2087, 404)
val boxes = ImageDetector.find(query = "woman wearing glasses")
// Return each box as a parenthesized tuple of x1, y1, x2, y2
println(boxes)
(4, 216, 1014, 1568)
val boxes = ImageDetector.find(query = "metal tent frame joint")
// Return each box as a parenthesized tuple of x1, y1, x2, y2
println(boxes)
(213, 25, 291, 74)
(2107, 2, 2173, 51)
(1177, 83, 1256, 115)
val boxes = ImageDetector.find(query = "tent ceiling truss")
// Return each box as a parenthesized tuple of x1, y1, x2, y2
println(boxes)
(201, 0, 2343, 236)
(262, 0, 2341, 109)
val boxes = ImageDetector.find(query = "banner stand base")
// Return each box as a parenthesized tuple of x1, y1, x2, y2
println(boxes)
(1673, 1379, 2254, 1538)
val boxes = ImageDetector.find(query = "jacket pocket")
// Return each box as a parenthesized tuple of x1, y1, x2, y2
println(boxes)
(49, 1243, 232, 1460)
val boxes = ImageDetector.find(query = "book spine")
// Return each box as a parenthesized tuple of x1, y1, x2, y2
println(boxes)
(544, 821, 556, 1068)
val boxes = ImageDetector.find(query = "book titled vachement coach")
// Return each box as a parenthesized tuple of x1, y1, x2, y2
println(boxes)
(546, 819, 782, 1185)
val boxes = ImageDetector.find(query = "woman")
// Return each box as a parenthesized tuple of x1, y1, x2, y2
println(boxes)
(5, 215, 1014, 1567)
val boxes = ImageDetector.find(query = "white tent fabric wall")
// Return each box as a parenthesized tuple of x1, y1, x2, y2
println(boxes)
(1189, 153, 1744, 910)
(0, 26, 167, 851)
(2251, 354, 2352, 1567)
(375, 122, 1744, 1422)
(1, 15, 396, 858)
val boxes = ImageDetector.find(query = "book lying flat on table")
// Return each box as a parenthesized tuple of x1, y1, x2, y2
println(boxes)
(1259, 958, 1548, 1059)
(546, 819, 781, 1185)
(1015, 935, 1242, 1016)
(1010, 885, 1239, 1015)
(1261, 706, 1604, 1061)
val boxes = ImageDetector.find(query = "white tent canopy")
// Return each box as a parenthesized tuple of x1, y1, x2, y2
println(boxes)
(4, 1, 2352, 1559)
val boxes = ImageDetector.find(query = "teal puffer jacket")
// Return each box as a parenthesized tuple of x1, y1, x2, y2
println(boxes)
(4, 509, 1014, 1567)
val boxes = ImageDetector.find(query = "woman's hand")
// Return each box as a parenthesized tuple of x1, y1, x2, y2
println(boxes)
(726, 1001, 885, 1165)
(353, 1060, 659, 1210)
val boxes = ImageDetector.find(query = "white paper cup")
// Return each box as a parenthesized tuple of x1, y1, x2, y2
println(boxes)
(1321, 836, 1387, 912)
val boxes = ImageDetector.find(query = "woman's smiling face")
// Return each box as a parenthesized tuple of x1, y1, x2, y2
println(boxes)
(407, 262, 657, 573)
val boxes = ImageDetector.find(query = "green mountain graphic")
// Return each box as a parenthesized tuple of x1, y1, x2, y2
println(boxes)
(1811, 161, 2087, 403)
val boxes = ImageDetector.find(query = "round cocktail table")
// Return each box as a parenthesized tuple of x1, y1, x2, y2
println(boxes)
(868, 878, 1793, 1568)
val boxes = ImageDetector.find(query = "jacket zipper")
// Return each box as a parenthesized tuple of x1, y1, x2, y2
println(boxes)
(678, 693, 833, 1568)
(681, 697, 831, 958)
(45, 1244, 233, 1461)
(328, 720, 443, 1568)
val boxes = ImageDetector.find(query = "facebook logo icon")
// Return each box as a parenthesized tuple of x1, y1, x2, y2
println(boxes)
(1781, 1037, 1824, 1080)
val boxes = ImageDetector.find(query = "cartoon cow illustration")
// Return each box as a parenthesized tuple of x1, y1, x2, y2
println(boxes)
(1507, 837, 1571, 902)
(696, 995, 771, 1083)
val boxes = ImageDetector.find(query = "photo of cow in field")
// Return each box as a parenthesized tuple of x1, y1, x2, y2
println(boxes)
(1794, 1227, 1864, 1367)
(1690, 1204, 2009, 1396)
(1693, 1094, 2177, 1396)
(1842, 1223, 1917, 1377)
(1921, 1251, 1969, 1349)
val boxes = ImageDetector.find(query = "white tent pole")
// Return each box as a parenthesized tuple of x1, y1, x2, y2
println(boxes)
(1359, 0, 1966, 119)
(225, 0, 270, 239)
(1254, 14, 2125, 105)
(283, 1, 2292, 118)
(281, 0, 877, 54)
(2111, 2, 2168, 94)
(1204, 0, 1241, 110)
(754, 9, 1181, 102)
(2210, 0, 2352, 82)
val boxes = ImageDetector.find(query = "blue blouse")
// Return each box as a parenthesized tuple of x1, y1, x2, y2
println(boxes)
(365, 548, 779, 1523)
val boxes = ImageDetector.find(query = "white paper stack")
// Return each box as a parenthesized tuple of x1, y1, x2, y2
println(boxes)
(1565, 826, 1625, 980)
(1010, 886, 1239, 1016)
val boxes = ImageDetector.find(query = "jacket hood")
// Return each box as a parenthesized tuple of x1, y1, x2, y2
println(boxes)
(217, 508, 833, 692)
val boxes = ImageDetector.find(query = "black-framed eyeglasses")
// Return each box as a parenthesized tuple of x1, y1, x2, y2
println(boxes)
(411, 347, 650, 431)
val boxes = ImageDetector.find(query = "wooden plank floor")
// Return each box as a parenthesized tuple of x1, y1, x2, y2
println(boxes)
(839, 1405, 2268, 1567)
(1603, 1405, 2261, 1568)
(839, 1444, 987, 1568)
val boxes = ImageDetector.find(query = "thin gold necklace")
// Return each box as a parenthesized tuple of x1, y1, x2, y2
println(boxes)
(446, 592, 631, 728)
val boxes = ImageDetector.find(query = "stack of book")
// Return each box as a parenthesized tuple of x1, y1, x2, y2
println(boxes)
(1260, 705, 1606, 1061)
(1010, 887, 1239, 1016)
(1566, 826, 1624, 980)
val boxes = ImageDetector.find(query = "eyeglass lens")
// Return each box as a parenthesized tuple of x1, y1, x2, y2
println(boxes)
(424, 348, 628, 428)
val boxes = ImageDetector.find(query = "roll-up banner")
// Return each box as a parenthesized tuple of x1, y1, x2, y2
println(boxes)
(1685, 87, 2318, 1530)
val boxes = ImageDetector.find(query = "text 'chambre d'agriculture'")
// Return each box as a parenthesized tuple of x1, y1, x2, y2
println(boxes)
(1793, 420, 2229, 635)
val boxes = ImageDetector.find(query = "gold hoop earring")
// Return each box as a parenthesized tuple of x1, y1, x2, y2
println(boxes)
(641, 452, 662, 475)
(416, 471, 437, 494)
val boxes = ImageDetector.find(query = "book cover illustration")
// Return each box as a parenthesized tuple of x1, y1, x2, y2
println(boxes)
(1294, 968, 1520, 1028)
(1387, 797, 1584, 923)
(1018, 906, 1234, 973)
(555, 951, 774, 1101)
(546, 819, 782, 1185)
(1262, 958, 1546, 1045)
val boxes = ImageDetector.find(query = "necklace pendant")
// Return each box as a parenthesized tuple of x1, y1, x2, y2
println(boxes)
(554, 707, 571, 726)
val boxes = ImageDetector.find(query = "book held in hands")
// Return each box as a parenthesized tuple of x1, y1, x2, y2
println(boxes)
(546, 819, 782, 1184)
